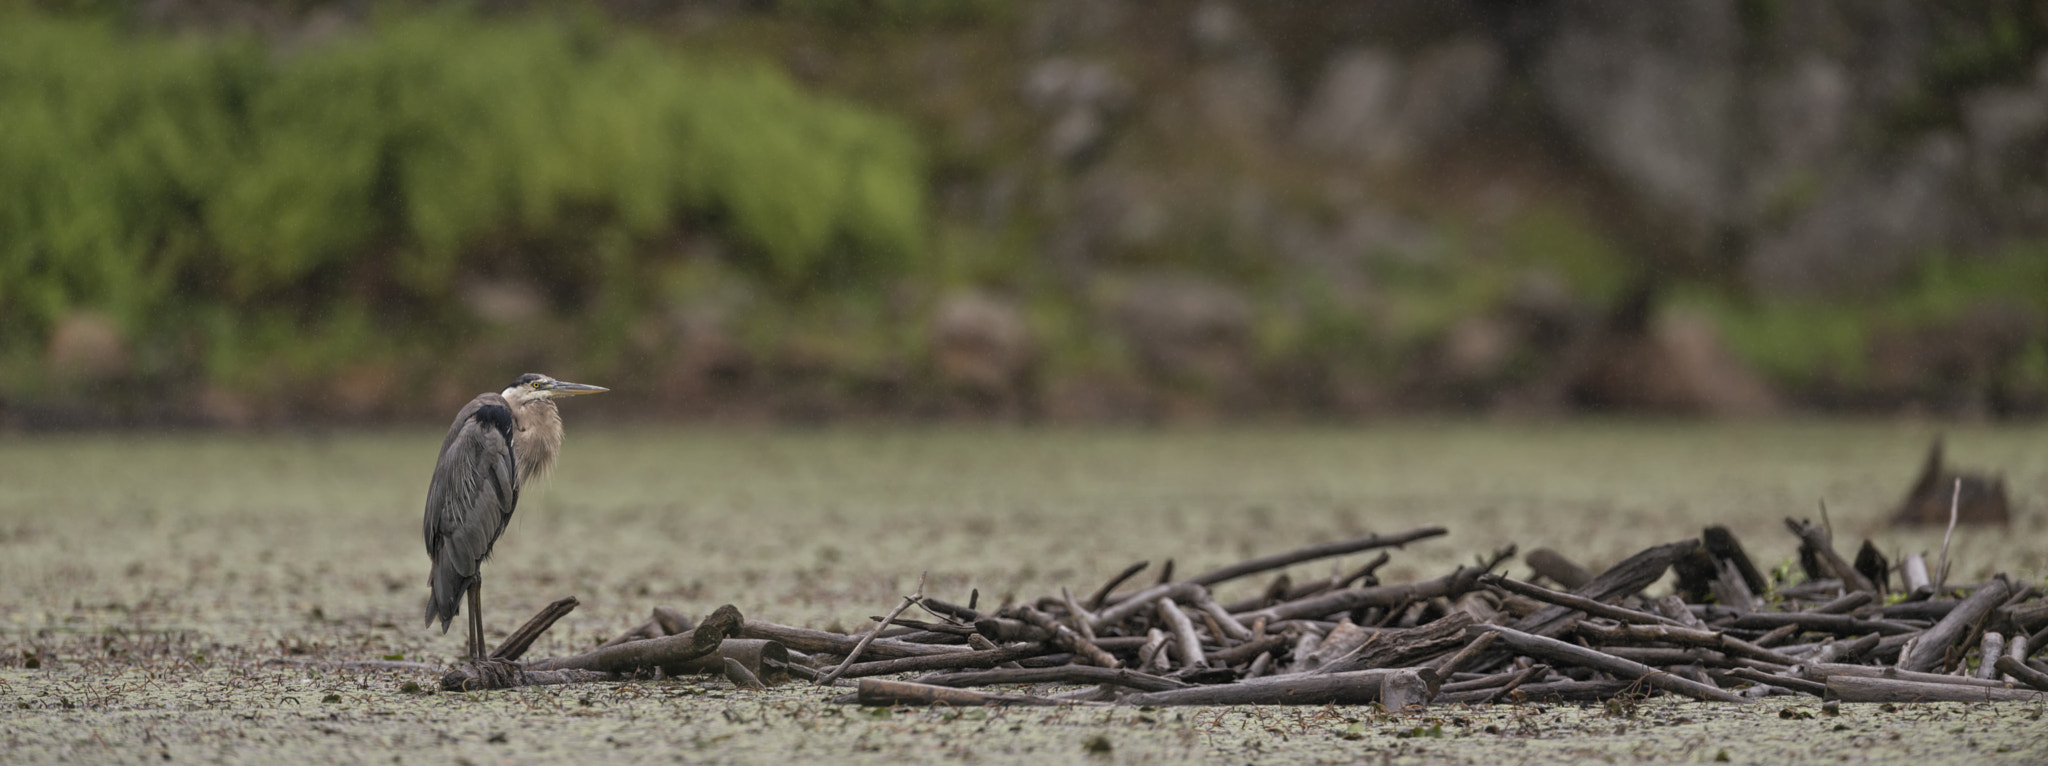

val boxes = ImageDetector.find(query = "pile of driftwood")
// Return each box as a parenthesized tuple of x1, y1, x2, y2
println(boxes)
(436, 521, 2048, 708)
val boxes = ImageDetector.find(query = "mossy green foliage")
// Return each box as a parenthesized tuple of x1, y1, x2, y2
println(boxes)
(1684, 245, 2048, 389)
(1269, 201, 1632, 378)
(0, 8, 925, 391)
(1894, 1, 2048, 133)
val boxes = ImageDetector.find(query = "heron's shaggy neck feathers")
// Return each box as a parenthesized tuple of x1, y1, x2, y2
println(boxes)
(509, 396, 562, 487)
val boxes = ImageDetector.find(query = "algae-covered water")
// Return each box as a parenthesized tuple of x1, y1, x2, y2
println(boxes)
(2, 422, 2045, 763)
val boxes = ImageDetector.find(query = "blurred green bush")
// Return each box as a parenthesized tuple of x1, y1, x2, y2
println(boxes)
(0, 9, 925, 395)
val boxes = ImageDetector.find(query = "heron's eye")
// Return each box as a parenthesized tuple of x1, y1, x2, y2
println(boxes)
(530, 380, 545, 389)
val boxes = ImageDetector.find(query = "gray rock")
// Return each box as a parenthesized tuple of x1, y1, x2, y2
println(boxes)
(1961, 80, 2048, 212)
(1195, 60, 1288, 142)
(1296, 47, 1404, 160)
(1746, 135, 1969, 297)
(1024, 58, 1131, 166)
(1296, 39, 1499, 167)
(930, 290, 1037, 396)
(1189, 0, 1257, 60)
(1742, 56, 1854, 221)
(1109, 273, 1255, 391)
(1023, 58, 1131, 115)
(1535, 0, 1739, 247)
(46, 311, 130, 384)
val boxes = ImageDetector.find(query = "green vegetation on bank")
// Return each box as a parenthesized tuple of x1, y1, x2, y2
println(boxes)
(4, 5, 2043, 419)
(0, 8, 925, 399)
(1683, 247, 2048, 393)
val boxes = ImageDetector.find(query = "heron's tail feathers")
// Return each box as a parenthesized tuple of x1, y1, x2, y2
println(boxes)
(424, 552, 473, 633)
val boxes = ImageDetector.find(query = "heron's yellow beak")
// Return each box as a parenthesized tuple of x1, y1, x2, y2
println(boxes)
(545, 381, 607, 397)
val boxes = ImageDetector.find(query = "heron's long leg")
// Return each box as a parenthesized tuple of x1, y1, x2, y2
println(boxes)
(467, 580, 484, 661)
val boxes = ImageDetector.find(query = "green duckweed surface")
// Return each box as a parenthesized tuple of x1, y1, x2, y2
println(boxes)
(2, 421, 2045, 763)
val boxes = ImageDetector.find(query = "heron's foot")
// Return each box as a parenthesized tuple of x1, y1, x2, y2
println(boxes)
(467, 656, 520, 689)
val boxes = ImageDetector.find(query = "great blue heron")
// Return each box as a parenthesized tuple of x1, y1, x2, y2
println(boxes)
(423, 373, 606, 660)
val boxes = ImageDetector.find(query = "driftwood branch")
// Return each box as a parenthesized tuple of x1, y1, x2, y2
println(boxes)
(441, 604, 740, 691)
(1182, 526, 1448, 588)
(829, 643, 1049, 679)
(1085, 561, 1150, 609)
(737, 620, 969, 660)
(1898, 575, 2012, 673)
(910, 665, 1189, 692)
(1512, 539, 1699, 638)
(819, 572, 928, 685)
(1118, 668, 1439, 706)
(853, 678, 1088, 707)
(490, 596, 579, 662)
(1826, 675, 2044, 703)
(1483, 625, 1747, 703)
(1237, 566, 1486, 625)
(1784, 518, 1878, 594)
(1480, 573, 1683, 627)
(1992, 655, 2048, 692)
(380, 509, 2042, 711)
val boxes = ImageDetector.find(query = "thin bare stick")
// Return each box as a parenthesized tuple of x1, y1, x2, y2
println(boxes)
(1479, 573, 1685, 627)
(1935, 478, 1960, 592)
(1481, 663, 1549, 703)
(1726, 667, 1827, 696)
(827, 642, 1049, 679)
(1091, 582, 1200, 632)
(818, 571, 927, 685)
(1085, 561, 1149, 609)
(737, 621, 967, 659)
(1429, 630, 1499, 677)
(1059, 586, 1098, 641)
(1183, 526, 1449, 588)
(1482, 625, 1748, 703)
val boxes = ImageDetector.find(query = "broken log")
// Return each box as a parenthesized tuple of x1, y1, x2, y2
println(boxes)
(854, 678, 1083, 707)
(1826, 675, 2041, 703)
(1702, 526, 1768, 596)
(1992, 655, 2048, 692)
(1898, 575, 2012, 673)
(1118, 668, 1439, 707)
(1784, 518, 1878, 594)
(489, 596, 578, 662)
(1511, 540, 1699, 638)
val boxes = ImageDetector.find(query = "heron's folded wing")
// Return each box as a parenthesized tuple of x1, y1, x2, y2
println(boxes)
(423, 394, 519, 568)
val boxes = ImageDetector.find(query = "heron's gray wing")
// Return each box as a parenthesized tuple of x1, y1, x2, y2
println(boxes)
(422, 393, 519, 631)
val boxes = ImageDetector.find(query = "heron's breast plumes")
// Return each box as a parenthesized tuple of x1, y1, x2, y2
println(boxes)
(512, 398, 563, 487)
